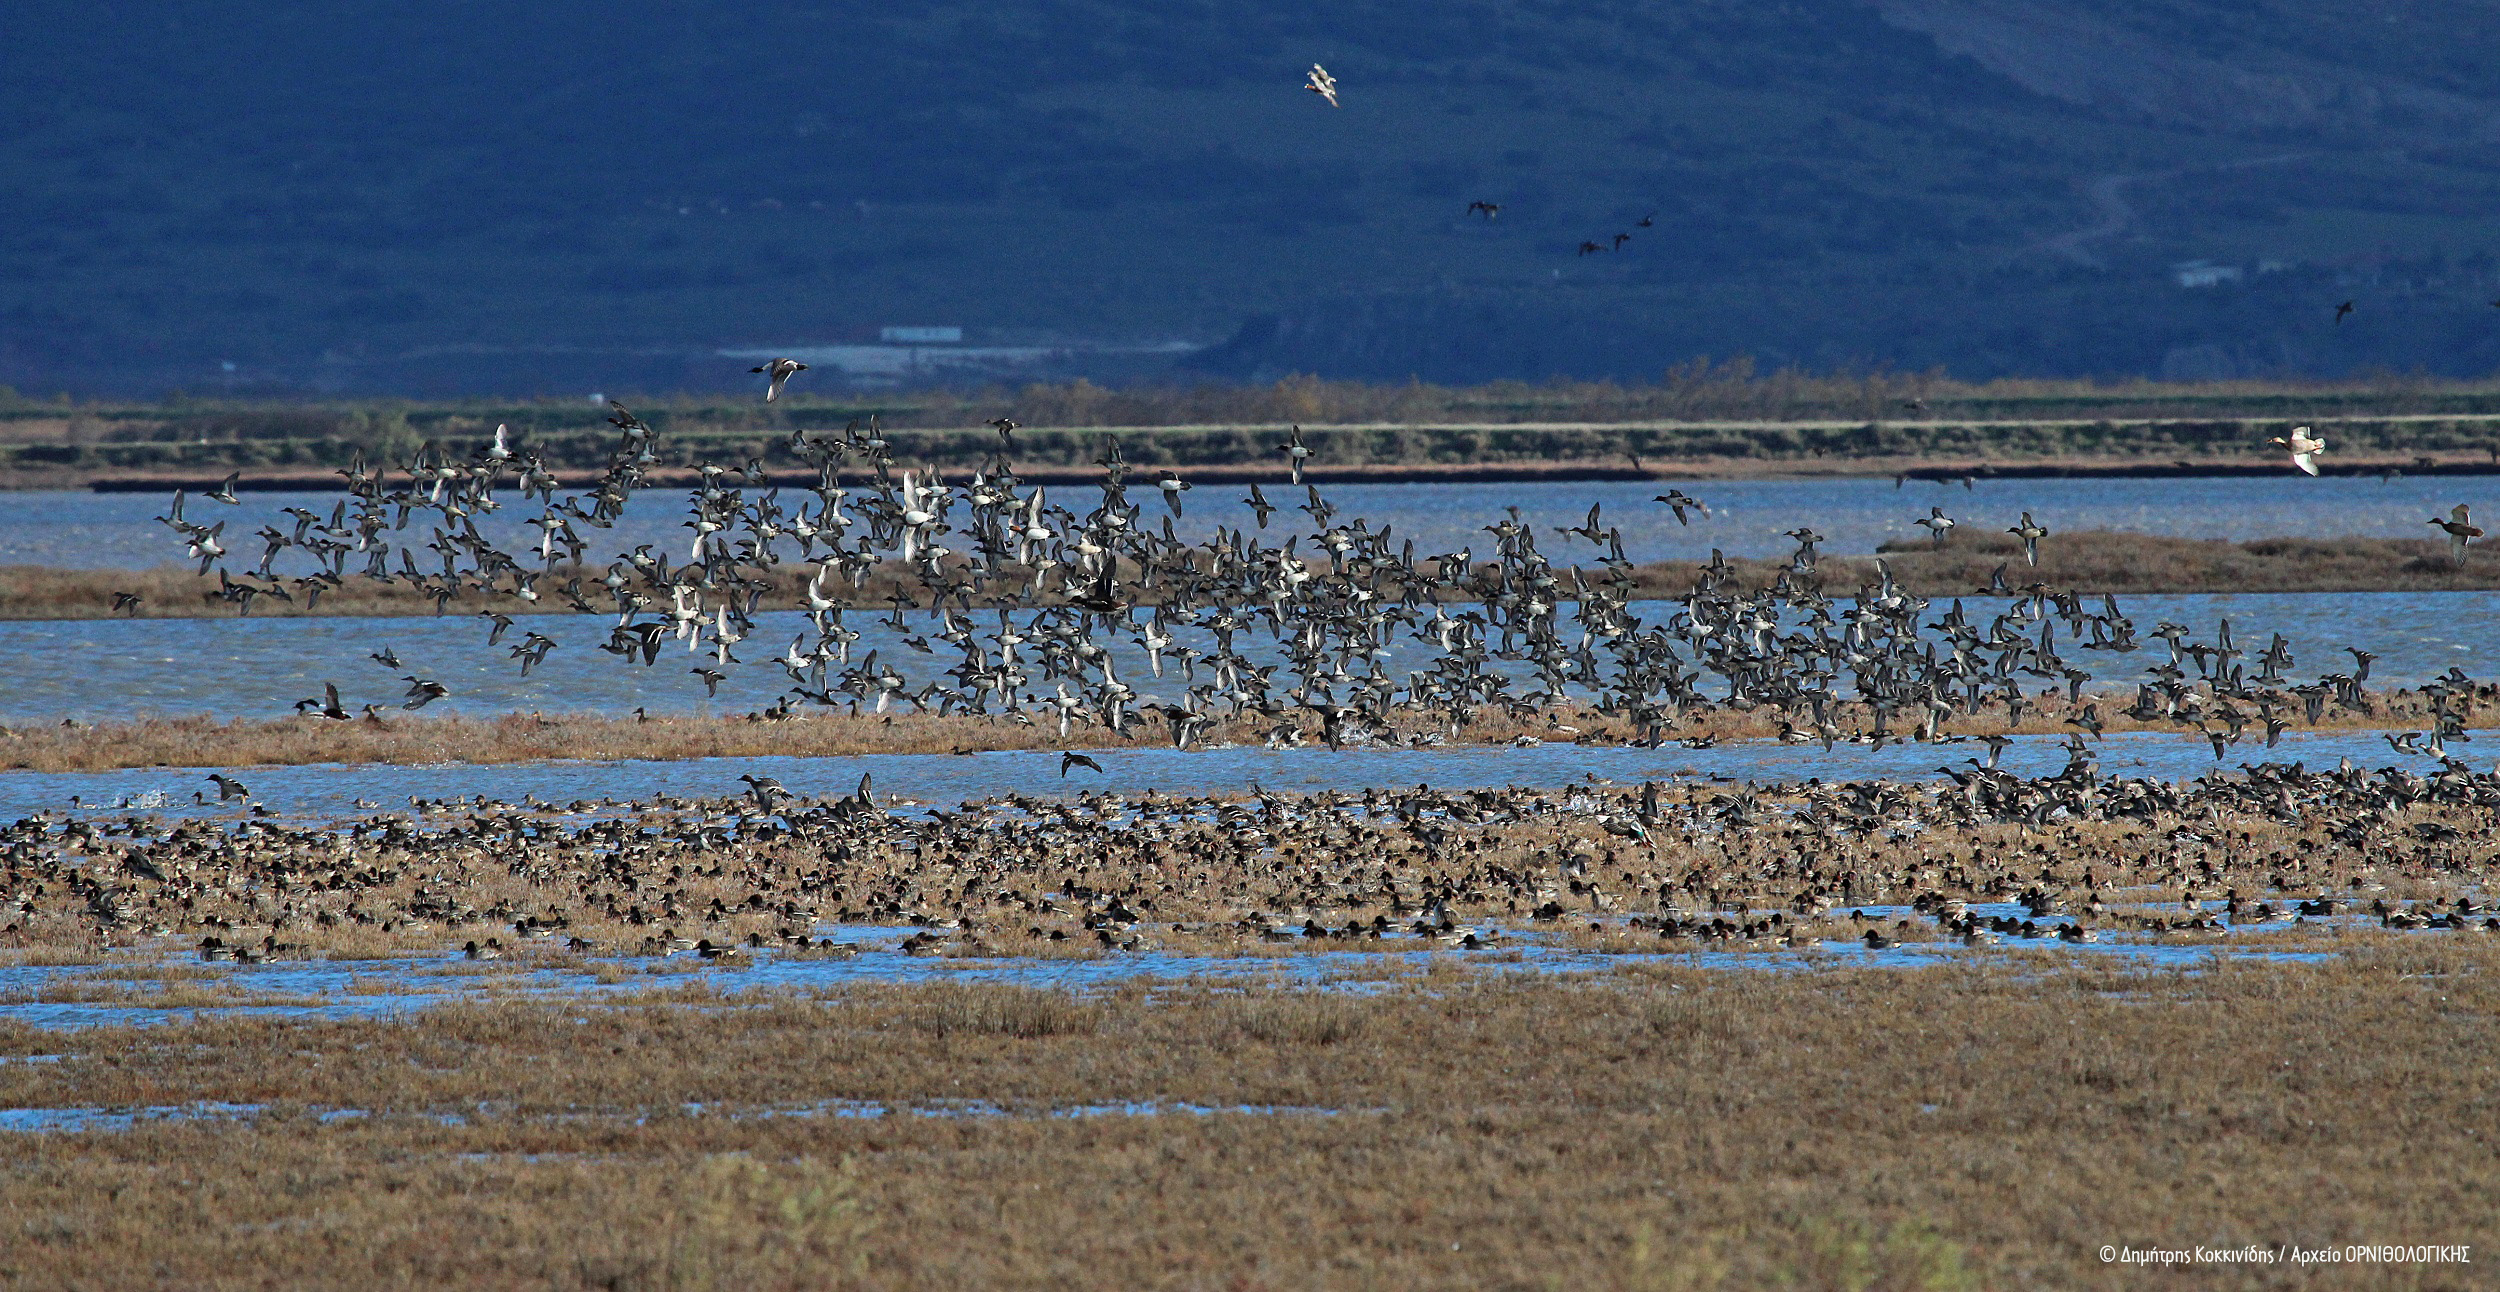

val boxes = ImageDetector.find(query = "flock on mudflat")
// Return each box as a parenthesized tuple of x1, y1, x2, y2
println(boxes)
(16, 68, 2500, 971)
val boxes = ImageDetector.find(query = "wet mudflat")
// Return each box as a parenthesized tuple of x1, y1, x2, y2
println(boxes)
(8, 469, 2499, 1287)
(0, 726, 2465, 823)
(0, 917, 2349, 1032)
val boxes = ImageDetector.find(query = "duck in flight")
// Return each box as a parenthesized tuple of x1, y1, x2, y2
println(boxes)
(749, 357, 809, 402)
(1466, 201, 1500, 220)
(1305, 64, 1338, 107)
(1652, 490, 1708, 525)
(1277, 425, 1313, 485)
(2269, 426, 2326, 476)
(2431, 504, 2483, 567)
(293, 682, 353, 721)
(2008, 511, 2049, 567)
(2335, 300, 2355, 324)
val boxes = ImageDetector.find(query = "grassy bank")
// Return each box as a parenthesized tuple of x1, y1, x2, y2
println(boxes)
(0, 953, 2492, 1287)
(13, 371, 2500, 487)
(19, 532, 2500, 623)
(0, 679, 2475, 774)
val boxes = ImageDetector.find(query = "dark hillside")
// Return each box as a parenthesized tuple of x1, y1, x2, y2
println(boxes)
(7, 1, 2500, 393)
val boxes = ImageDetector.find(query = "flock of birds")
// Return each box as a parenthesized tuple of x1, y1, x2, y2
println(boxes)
(1299, 61, 2417, 323)
(136, 383, 2497, 786)
(72, 323, 2500, 971)
(8, 741, 2500, 963)
(17, 64, 2500, 975)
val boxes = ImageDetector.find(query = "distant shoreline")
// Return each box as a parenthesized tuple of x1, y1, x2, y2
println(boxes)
(8, 399, 2500, 492)
(56, 454, 2500, 494)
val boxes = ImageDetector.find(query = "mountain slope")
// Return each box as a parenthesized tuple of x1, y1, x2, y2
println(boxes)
(6, 0, 2500, 394)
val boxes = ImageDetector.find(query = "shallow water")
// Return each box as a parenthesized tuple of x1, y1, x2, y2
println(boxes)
(0, 1097, 1361, 1133)
(0, 728, 2456, 823)
(6, 588, 2496, 726)
(0, 924, 2340, 1033)
(19, 475, 2500, 571)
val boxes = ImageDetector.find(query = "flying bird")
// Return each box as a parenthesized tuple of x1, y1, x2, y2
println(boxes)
(1156, 473, 1191, 516)
(1277, 425, 1312, 485)
(2269, 426, 2326, 476)
(2007, 511, 2049, 567)
(1914, 507, 1956, 545)
(749, 357, 809, 402)
(1060, 751, 1105, 777)
(1466, 201, 1500, 220)
(1652, 490, 1708, 525)
(293, 682, 352, 721)
(1244, 482, 1277, 528)
(2334, 300, 2355, 324)
(2430, 504, 2483, 567)
(1304, 64, 1338, 107)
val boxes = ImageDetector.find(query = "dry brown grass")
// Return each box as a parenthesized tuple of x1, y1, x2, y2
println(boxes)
(0, 953, 2492, 1288)
(0, 676, 2472, 773)
(1855, 529, 2500, 596)
(0, 558, 935, 621)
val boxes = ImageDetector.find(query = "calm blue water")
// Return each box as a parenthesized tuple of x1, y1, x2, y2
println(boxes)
(12, 473, 2500, 570)
(0, 925, 2333, 1034)
(0, 728, 2448, 822)
(0, 589, 2486, 726)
